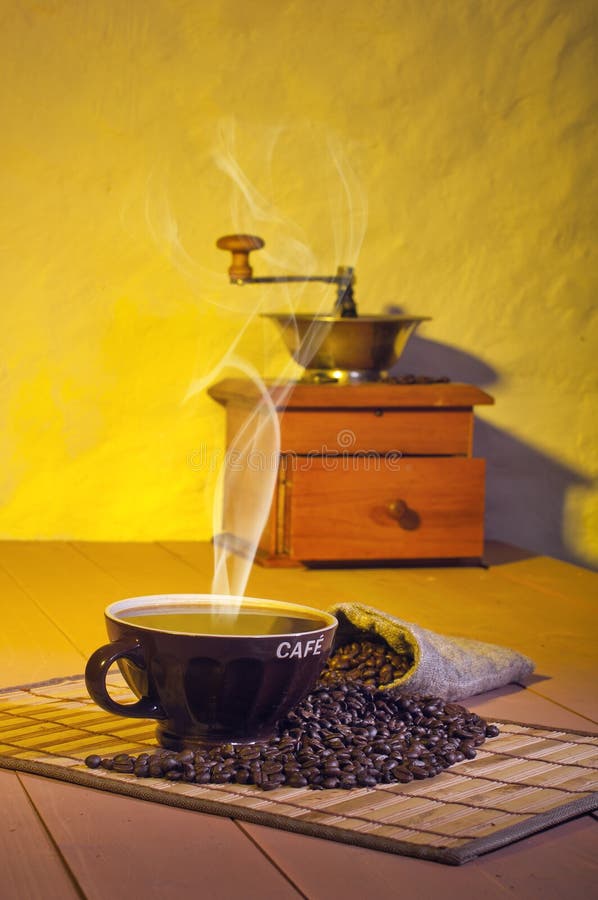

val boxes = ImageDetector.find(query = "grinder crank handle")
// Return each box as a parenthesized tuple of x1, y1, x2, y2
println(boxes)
(216, 234, 265, 281)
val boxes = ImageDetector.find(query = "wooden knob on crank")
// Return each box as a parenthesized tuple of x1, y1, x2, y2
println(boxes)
(216, 234, 265, 280)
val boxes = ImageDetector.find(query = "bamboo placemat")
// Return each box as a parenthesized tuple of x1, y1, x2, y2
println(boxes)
(0, 675, 596, 865)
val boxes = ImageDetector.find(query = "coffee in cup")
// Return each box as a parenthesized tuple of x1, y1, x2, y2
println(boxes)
(85, 594, 337, 748)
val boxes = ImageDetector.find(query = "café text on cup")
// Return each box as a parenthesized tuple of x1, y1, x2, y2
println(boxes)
(276, 634, 325, 659)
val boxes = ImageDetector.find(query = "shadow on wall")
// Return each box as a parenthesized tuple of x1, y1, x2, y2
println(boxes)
(391, 332, 596, 572)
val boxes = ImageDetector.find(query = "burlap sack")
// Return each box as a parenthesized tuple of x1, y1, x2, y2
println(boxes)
(328, 602, 534, 701)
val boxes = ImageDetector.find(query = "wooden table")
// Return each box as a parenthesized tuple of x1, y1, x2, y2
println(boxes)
(1, 541, 596, 899)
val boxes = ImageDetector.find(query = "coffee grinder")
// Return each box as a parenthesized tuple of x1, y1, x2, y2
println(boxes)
(209, 235, 493, 567)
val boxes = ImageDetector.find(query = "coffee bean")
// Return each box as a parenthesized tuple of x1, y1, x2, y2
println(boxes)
(340, 774, 357, 788)
(287, 773, 308, 787)
(267, 773, 286, 786)
(84, 754, 102, 769)
(357, 773, 378, 787)
(212, 772, 232, 784)
(372, 741, 391, 754)
(239, 747, 261, 761)
(234, 769, 250, 784)
(176, 750, 195, 764)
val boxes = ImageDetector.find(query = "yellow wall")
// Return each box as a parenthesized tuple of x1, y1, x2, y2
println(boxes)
(1, 0, 596, 567)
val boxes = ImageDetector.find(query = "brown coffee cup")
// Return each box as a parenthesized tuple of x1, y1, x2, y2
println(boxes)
(85, 594, 337, 748)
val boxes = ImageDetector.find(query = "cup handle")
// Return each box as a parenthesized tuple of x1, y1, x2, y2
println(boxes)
(85, 638, 165, 719)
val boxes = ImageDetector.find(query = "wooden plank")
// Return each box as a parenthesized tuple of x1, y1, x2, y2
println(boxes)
(467, 685, 597, 731)
(158, 541, 221, 578)
(490, 553, 598, 607)
(0, 542, 120, 659)
(0, 770, 80, 899)
(208, 378, 494, 410)
(162, 541, 592, 663)
(485, 554, 598, 713)
(21, 773, 303, 900)
(381, 565, 594, 665)
(163, 540, 358, 608)
(0, 564, 84, 688)
(240, 814, 598, 900)
(72, 541, 213, 596)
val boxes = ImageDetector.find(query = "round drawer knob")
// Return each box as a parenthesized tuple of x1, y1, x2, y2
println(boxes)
(386, 499, 421, 531)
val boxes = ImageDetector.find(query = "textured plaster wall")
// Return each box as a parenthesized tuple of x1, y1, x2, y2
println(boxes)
(1, 0, 596, 567)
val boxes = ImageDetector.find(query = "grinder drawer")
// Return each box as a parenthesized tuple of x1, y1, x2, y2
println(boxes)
(279, 409, 473, 455)
(285, 457, 485, 560)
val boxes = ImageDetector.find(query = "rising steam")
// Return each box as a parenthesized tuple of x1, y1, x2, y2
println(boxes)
(146, 119, 368, 600)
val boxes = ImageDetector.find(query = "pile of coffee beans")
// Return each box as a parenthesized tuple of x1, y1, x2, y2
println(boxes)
(85, 677, 499, 791)
(321, 639, 411, 687)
